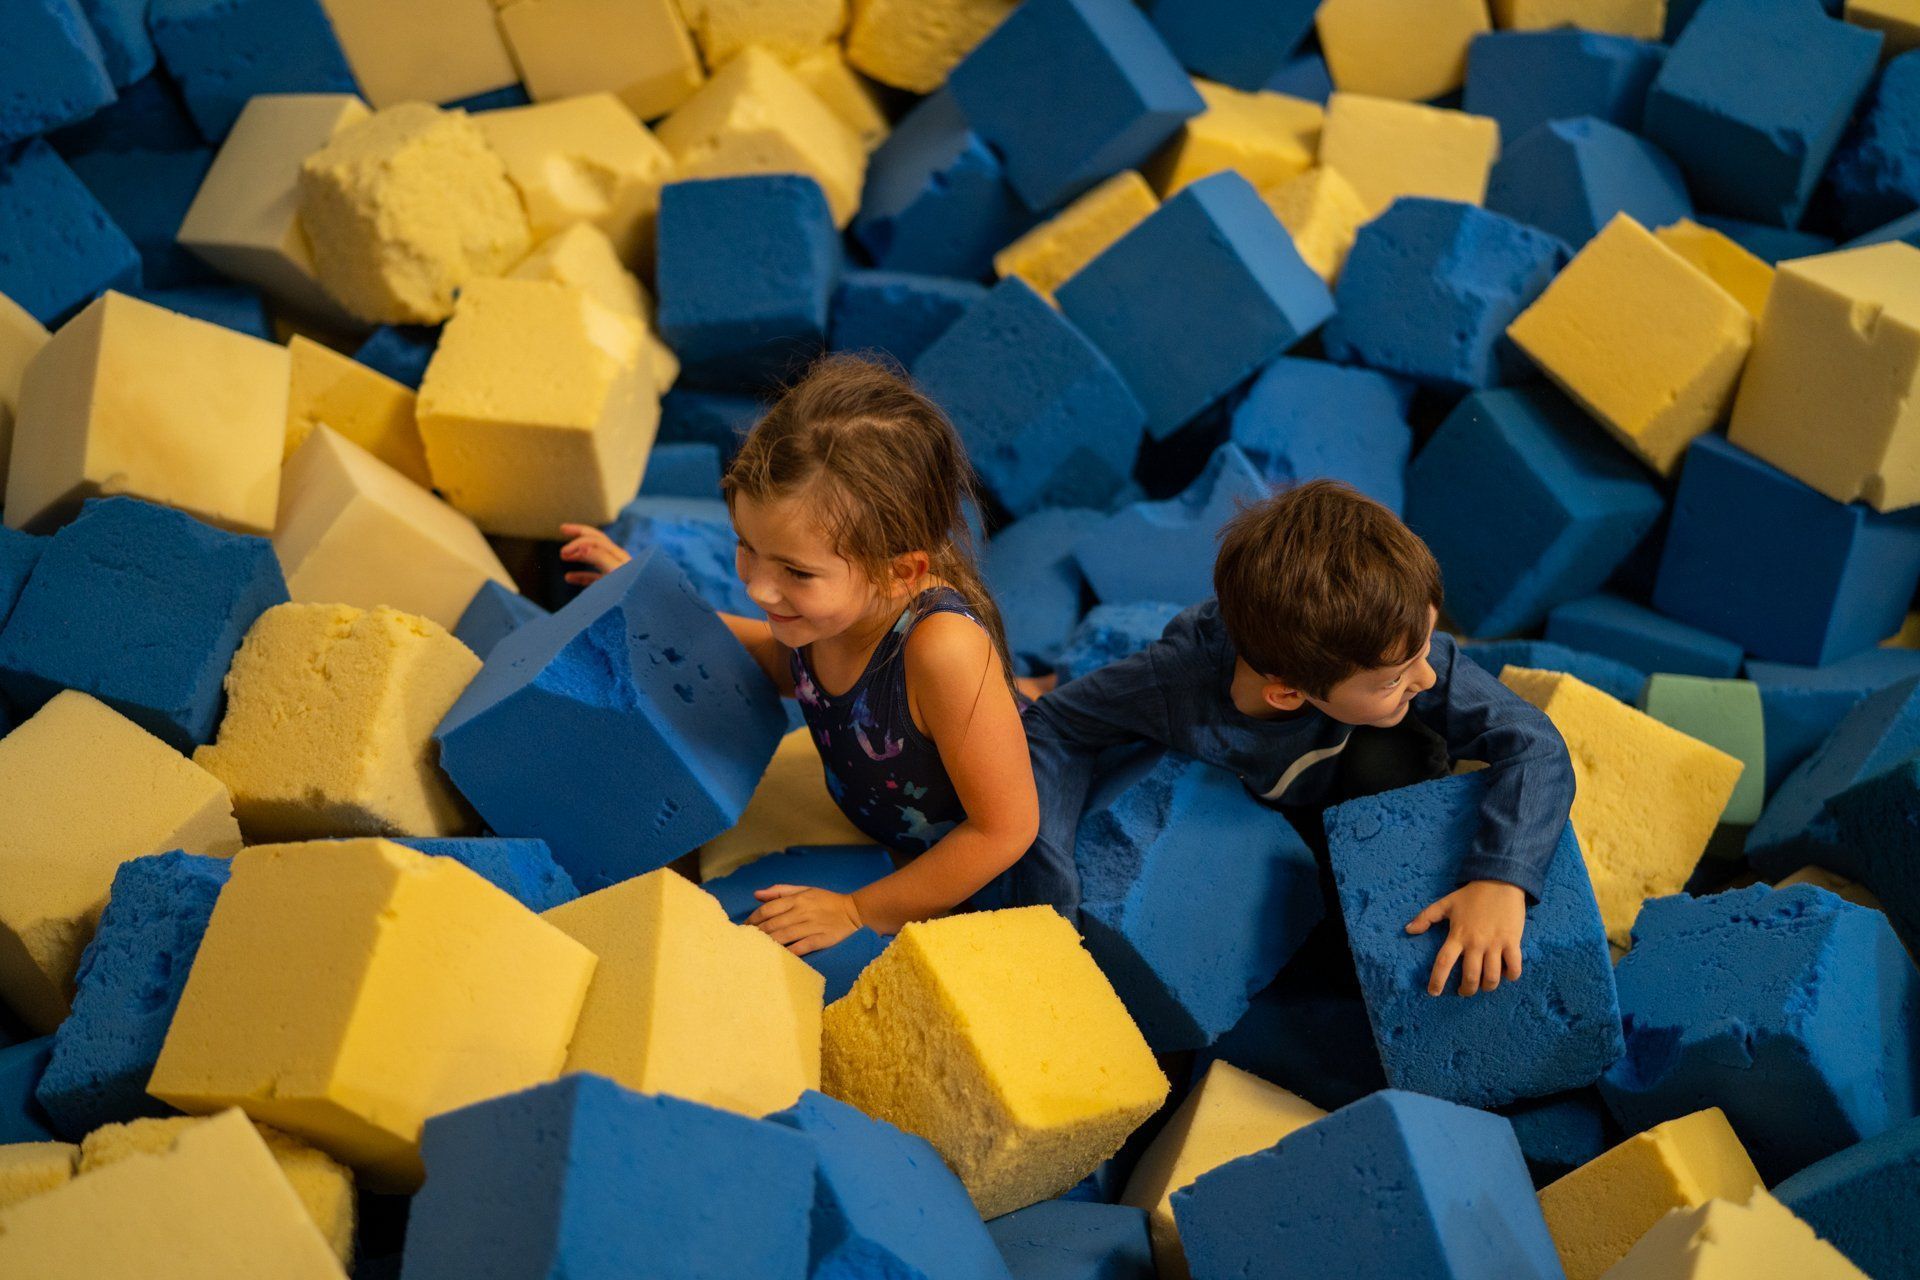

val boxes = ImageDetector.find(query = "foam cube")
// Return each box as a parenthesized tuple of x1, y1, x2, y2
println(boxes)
(0, 527, 42, 634)
(0, 497, 288, 751)
(1820, 759, 1920, 951)
(1075, 445, 1271, 607)
(1227, 357, 1412, 513)
(436, 550, 786, 888)
(989, 1200, 1155, 1280)
(0, 1140, 75, 1210)
(1494, 0, 1665, 35)
(194, 602, 480, 841)
(0, 1109, 347, 1278)
(603, 494, 757, 617)
(1502, 666, 1743, 945)
(1464, 30, 1665, 143)
(1324, 198, 1570, 392)
(148, 0, 356, 141)
(843, 0, 1011, 92)
(452, 581, 549, 662)
(1258, 166, 1370, 284)
(829, 269, 986, 371)
(1748, 652, 1920, 790)
(1055, 602, 1183, 684)
(1822, 43, 1920, 240)
(1644, 0, 1880, 227)
(696, 728, 871, 881)
(702, 845, 891, 1001)
(995, 170, 1159, 299)
(0, 292, 47, 498)
(1144, 0, 1320, 92)
(637, 441, 722, 500)
(1636, 675, 1766, 827)
(986, 508, 1105, 673)
(1146, 79, 1319, 196)
(1546, 594, 1744, 679)
(418, 278, 658, 537)
(1653, 218, 1775, 321)
(1119, 1061, 1322, 1280)
(496, 0, 702, 119)
(64, 145, 217, 292)
(1728, 242, 1920, 513)
(1315, 0, 1489, 102)
(315, 0, 514, 108)
(401, 1075, 814, 1280)
(1773, 1114, 1920, 1280)
(1405, 385, 1664, 637)
(823, 907, 1169, 1218)
(1317, 93, 1501, 217)
(508, 222, 679, 390)
(1538, 1108, 1763, 1280)
(474, 93, 672, 262)
(0, 0, 115, 147)
(0, 1041, 57, 1143)
(1462, 639, 1648, 703)
(1653, 435, 1920, 666)
(1171, 1090, 1563, 1280)
(1500, 1088, 1621, 1188)
(1487, 118, 1691, 250)
(1706, 210, 1836, 260)
(1508, 214, 1754, 475)
(131, 282, 271, 340)
(1605, 1190, 1870, 1279)
(285, 333, 429, 488)
(789, 43, 890, 152)
(0, 692, 239, 1031)
(913, 277, 1144, 517)
(393, 837, 577, 912)
(657, 388, 765, 458)
(0, 141, 140, 329)
(6, 291, 289, 535)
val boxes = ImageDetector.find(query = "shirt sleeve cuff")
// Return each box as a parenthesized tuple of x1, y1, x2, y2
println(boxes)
(1458, 855, 1547, 905)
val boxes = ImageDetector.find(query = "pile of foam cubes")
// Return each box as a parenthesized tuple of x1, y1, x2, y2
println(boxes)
(0, 0, 1919, 1275)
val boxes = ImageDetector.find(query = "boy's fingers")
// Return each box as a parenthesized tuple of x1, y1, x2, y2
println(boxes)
(1405, 900, 1447, 934)
(1458, 948, 1484, 997)
(1504, 942, 1524, 981)
(1428, 939, 1462, 996)
(1481, 948, 1502, 993)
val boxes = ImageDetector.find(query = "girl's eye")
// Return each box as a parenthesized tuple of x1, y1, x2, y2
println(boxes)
(786, 567, 815, 582)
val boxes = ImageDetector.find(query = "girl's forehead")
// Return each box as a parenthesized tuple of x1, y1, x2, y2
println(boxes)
(733, 490, 844, 562)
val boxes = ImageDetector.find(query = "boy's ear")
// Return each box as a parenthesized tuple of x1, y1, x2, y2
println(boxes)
(1261, 679, 1309, 712)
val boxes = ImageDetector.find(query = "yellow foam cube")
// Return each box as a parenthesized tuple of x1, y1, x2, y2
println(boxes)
(822, 906, 1170, 1218)
(178, 94, 370, 327)
(316, 0, 516, 108)
(1261, 165, 1372, 283)
(542, 869, 824, 1115)
(994, 171, 1160, 302)
(1540, 1108, 1762, 1280)
(1317, 0, 1490, 101)
(1493, 0, 1665, 38)
(1145, 79, 1321, 196)
(298, 103, 531, 326)
(1777, 865, 1885, 911)
(285, 334, 429, 487)
(1886, 611, 1920, 648)
(6, 291, 290, 535)
(1501, 666, 1744, 946)
(679, 0, 847, 65)
(0, 1143, 76, 1211)
(1121, 1061, 1325, 1280)
(655, 46, 868, 228)
(0, 691, 240, 1032)
(275, 427, 517, 631)
(697, 727, 870, 880)
(194, 603, 481, 841)
(80, 1118, 356, 1267)
(508, 223, 679, 390)
(1847, 0, 1920, 57)
(474, 93, 674, 262)
(1727, 241, 1920, 511)
(1604, 1191, 1868, 1279)
(497, 0, 704, 120)
(1318, 93, 1501, 217)
(788, 43, 890, 153)
(0, 1110, 345, 1278)
(417, 278, 657, 537)
(1655, 219, 1774, 321)
(845, 0, 1017, 92)
(1509, 214, 1754, 475)
(0, 290, 48, 499)
(148, 841, 594, 1191)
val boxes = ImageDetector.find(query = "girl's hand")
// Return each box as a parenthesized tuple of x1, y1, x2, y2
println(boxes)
(747, 884, 863, 956)
(1405, 879, 1527, 997)
(557, 522, 632, 587)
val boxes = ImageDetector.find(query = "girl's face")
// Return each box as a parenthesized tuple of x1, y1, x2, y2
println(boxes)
(732, 490, 916, 649)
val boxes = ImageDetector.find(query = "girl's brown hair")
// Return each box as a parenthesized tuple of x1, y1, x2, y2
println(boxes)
(722, 352, 1017, 692)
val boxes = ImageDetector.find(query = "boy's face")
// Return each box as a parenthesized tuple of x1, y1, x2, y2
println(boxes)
(1263, 607, 1439, 728)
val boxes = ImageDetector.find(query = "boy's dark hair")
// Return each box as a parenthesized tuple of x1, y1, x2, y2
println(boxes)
(1213, 479, 1444, 699)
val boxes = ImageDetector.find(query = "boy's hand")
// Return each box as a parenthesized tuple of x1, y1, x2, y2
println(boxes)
(747, 885, 863, 957)
(1405, 879, 1527, 997)
(557, 522, 632, 587)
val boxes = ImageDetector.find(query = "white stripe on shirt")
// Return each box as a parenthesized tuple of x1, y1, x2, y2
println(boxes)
(1259, 737, 1352, 801)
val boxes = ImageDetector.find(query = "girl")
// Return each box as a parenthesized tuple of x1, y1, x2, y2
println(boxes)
(558, 354, 1039, 957)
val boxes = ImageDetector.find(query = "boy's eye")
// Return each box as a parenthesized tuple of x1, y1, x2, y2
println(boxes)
(1384, 676, 1403, 689)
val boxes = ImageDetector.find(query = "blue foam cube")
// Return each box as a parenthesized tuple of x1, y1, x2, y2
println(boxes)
(657, 388, 765, 459)
(1819, 50, 1920, 240)
(852, 91, 1037, 279)
(1074, 444, 1270, 607)
(352, 324, 438, 389)
(1851, 206, 1920, 250)
(1773, 1114, 1920, 1280)
(75, 0, 155, 86)
(453, 580, 549, 662)
(1194, 952, 1387, 1113)
(1653, 435, 1920, 666)
(913, 277, 1144, 517)
(1486, 117, 1692, 250)
(987, 1200, 1154, 1280)
(131, 283, 272, 340)
(435, 549, 787, 889)
(1698, 212, 1836, 261)
(1228, 357, 1413, 515)
(1546, 593, 1744, 679)
(603, 495, 757, 618)
(1053, 601, 1182, 684)
(1076, 749, 1324, 1051)
(1461, 639, 1648, 704)
(1264, 51, 1331, 102)
(1144, 0, 1318, 92)
(1816, 759, 1920, 955)
(0, 0, 115, 148)
(1172, 1090, 1563, 1280)
(1406, 384, 1666, 638)
(637, 442, 723, 501)
(394, 838, 579, 912)
(148, 0, 358, 142)
(986, 508, 1105, 674)
(0, 497, 288, 752)
(1747, 651, 1920, 791)
(947, 0, 1202, 212)
(1058, 172, 1332, 439)
(401, 1075, 816, 1280)
(1323, 198, 1571, 393)
(1599, 883, 1920, 1182)
(702, 846, 892, 1002)
(1497, 1088, 1622, 1188)
(35, 851, 227, 1136)
(65, 146, 217, 289)
(0, 529, 47, 634)
(0, 139, 141, 326)
(830, 267, 987, 370)
(657, 175, 840, 390)
(1464, 29, 1665, 143)
(1642, 0, 1881, 227)
(45, 73, 199, 154)
(0, 1039, 58, 1143)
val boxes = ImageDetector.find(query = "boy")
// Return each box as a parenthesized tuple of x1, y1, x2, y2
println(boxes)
(1016, 480, 1575, 998)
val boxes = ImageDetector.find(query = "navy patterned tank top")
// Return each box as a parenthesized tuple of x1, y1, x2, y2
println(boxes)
(790, 586, 980, 856)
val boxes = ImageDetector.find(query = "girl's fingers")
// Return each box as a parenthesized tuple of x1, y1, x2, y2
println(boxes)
(747, 897, 800, 926)
(562, 572, 600, 586)
(753, 885, 809, 900)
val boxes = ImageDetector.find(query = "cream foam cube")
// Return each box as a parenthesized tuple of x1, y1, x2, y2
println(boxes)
(474, 93, 674, 261)
(317, 0, 517, 108)
(6, 291, 290, 535)
(1318, 93, 1500, 217)
(1602, 1191, 1868, 1279)
(177, 94, 370, 327)
(497, 0, 704, 120)
(1654, 218, 1775, 321)
(0, 1110, 345, 1278)
(1494, 0, 1665, 38)
(148, 841, 595, 1191)
(1121, 1061, 1325, 1280)
(0, 691, 240, 1032)
(678, 0, 847, 65)
(274, 427, 516, 631)
(1317, 0, 1491, 101)
(655, 46, 868, 228)
(697, 727, 870, 881)
(1846, 0, 1920, 57)
(1509, 215, 1754, 475)
(0, 1144, 76, 1211)
(0, 290, 48, 499)
(285, 334, 430, 488)
(1728, 241, 1920, 512)
(542, 869, 823, 1116)
(508, 222, 679, 389)
(846, 0, 1018, 93)
(1501, 666, 1744, 946)
(1261, 165, 1372, 283)
(994, 170, 1160, 301)
(298, 103, 532, 325)
(417, 277, 658, 538)
(193, 602, 481, 842)
(789, 43, 890, 152)
(1144, 79, 1321, 196)
(823, 906, 1170, 1219)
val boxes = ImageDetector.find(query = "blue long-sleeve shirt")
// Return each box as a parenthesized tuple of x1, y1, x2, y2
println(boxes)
(1012, 601, 1576, 918)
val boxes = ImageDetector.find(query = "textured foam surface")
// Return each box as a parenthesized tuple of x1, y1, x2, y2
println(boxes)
(1055, 602, 1185, 684)
(1464, 29, 1665, 143)
(695, 728, 869, 881)
(148, 0, 356, 142)
(1487, 117, 1690, 250)
(987, 508, 1106, 674)
(988, 1199, 1155, 1280)
(1074, 445, 1271, 607)
(0, 140, 141, 329)
(830, 268, 987, 370)
(1772, 1114, 1920, 1280)
(1636, 675, 1766, 828)
(702, 846, 891, 1002)
(1545, 593, 1744, 680)
(393, 838, 578, 912)
(452, 582, 550, 663)
(1602, 1190, 1870, 1278)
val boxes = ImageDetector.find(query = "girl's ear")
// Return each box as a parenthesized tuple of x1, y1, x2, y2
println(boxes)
(889, 549, 931, 592)
(1261, 679, 1308, 713)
